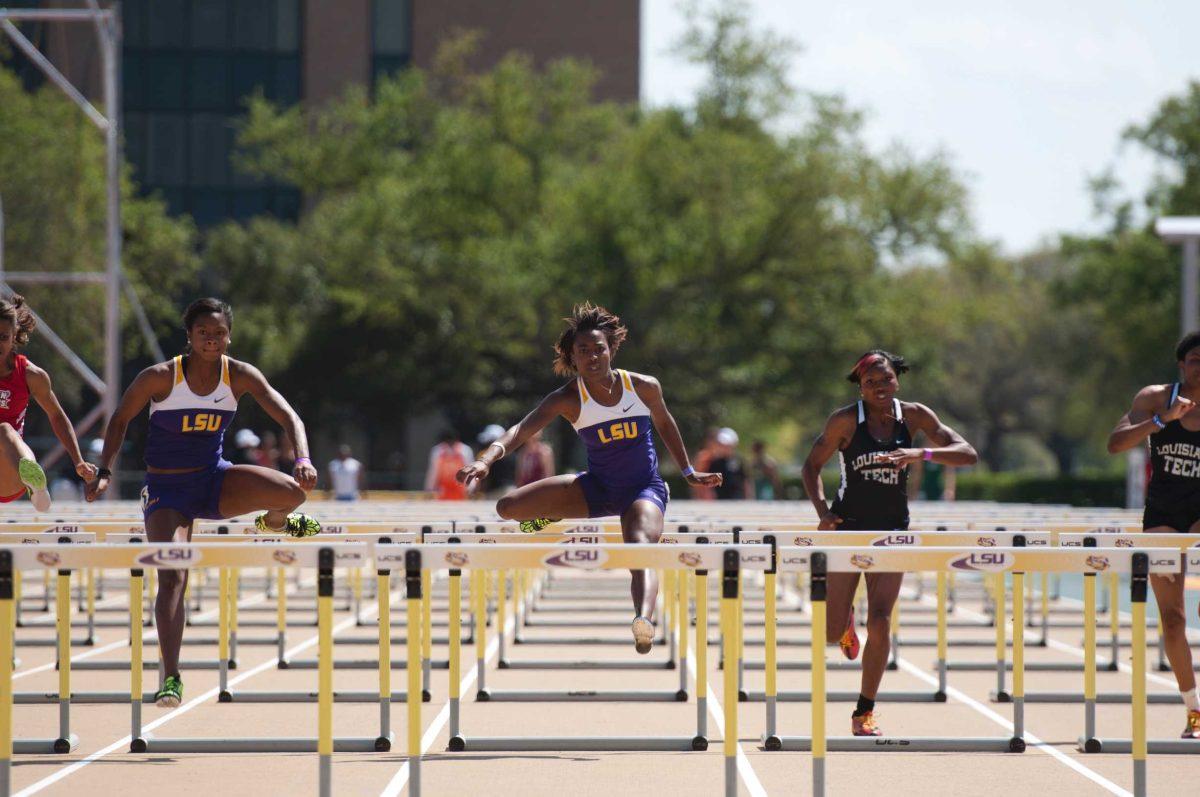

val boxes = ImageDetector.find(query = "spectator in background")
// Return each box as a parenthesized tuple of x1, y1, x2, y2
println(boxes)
(690, 428, 720, 500)
(328, 444, 363, 501)
(710, 427, 752, 500)
(749, 439, 783, 500)
(425, 429, 473, 500)
(228, 428, 260, 466)
(516, 429, 555, 487)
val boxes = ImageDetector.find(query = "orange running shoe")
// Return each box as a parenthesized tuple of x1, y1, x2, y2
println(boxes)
(839, 608, 860, 661)
(852, 711, 882, 737)
(1182, 709, 1200, 739)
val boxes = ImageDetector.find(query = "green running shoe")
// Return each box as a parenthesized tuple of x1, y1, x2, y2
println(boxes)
(255, 512, 321, 538)
(18, 458, 51, 512)
(155, 674, 183, 708)
(519, 517, 559, 533)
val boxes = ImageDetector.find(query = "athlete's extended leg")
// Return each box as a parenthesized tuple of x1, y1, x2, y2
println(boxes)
(218, 465, 309, 531)
(0, 421, 49, 510)
(495, 475, 590, 521)
(622, 498, 664, 653)
(146, 509, 192, 685)
(859, 572, 904, 699)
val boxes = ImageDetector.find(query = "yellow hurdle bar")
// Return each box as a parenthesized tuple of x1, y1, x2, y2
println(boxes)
(1081, 569, 1098, 749)
(56, 568, 70, 741)
(720, 555, 739, 797)
(422, 569, 433, 700)
(1, 551, 14, 796)
(130, 570, 144, 745)
(677, 566, 689, 699)
(276, 568, 287, 660)
(448, 570, 462, 744)
(1012, 571, 1025, 742)
(763, 569, 778, 741)
(406, 561, 423, 796)
(936, 572, 948, 696)
(695, 569, 709, 744)
(810, 554, 828, 797)
(474, 570, 488, 696)
(496, 569, 507, 672)
(218, 568, 230, 683)
(1131, 558, 1148, 797)
(378, 569, 392, 743)
(994, 573, 1007, 699)
(317, 553, 334, 797)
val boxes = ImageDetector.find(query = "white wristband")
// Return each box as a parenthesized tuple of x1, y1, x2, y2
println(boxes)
(488, 441, 507, 460)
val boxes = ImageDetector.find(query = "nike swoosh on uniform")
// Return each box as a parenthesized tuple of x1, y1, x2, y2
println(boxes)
(621, 403, 634, 412)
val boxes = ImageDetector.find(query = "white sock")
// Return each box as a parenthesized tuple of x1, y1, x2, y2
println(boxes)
(1182, 688, 1200, 712)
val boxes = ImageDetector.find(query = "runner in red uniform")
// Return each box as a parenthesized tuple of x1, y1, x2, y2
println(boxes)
(0, 294, 96, 510)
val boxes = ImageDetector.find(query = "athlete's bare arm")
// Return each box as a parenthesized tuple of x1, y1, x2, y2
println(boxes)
(802, 407, 857, 527)
(631, 373, 722, 488)
(26, 362, 95, 481)
(1108, 384, 1196, 454)
(230, 360, 316, 491)
(874, 403, 978, 468)
(457, 386, 577, 490)
(85, 363, 174, 501)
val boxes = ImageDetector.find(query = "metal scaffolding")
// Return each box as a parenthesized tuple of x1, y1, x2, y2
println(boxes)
(0, 3, 137, 482)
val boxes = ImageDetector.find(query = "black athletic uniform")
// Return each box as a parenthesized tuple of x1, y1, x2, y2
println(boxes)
(1144, 383, 1200, 531)
(830, 399, 911, 531)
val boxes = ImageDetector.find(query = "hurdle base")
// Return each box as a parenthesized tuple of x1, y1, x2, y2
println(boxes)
(137, 734, 387, 753)
(446, 735, 706, 751)
(476, 689, 688, 702)
(770, 735, 1024, 752)
(1076, 736, 1103, 753)
(498, 658, 673, 670)
(16, 636, 95, 647)
(946, 661, 1105, 672)
(744, 690, 942, 704)
(1017, 691, 1180, 704)
(279, 658, 448, 670)
(15, 691, 158, 704)
(13, 734, 79, 754)
(742, 660, 862, 671)
(991, 691, 1011, 703)
(1078, 738, 1200, 754)
(73, 659, 233, 671)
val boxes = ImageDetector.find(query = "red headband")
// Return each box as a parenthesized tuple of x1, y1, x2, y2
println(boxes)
(853, 353, 886, 379)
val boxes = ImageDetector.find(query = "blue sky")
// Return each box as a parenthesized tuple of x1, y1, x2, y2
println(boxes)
(642, 0, 1200, 255)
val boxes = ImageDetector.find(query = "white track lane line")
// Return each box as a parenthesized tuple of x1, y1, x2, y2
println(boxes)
(15, 590, 393, 797)
(894, 656, 1131, 797)
(684, 642, 768, 797)
(378, 615, 507, 797)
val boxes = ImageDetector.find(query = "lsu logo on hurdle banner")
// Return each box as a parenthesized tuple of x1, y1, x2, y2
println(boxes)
(273, 550, 297, 565)
(137, 548, 199, 567)
(36, 551, 61, 566)
(872, 534, 919, 546)
(792, 536, 814, 546)
(850, 554, 875, 570)
(950, 552, 1012, 572)
(543, 548, 609, 570)
(1085, 555, 1110, 572)
(678, 552, 703, 568)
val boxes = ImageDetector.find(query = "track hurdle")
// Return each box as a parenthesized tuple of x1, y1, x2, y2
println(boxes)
(784, 545, 1178, 797)
(383, 541, 767, 797)
(1058, 533, 1200, 754)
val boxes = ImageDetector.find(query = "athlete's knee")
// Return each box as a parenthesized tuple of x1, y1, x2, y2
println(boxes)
(0, 422, 18, 444)
(158, 569, 188, 593)
(495, 495, 518, 520)
(866, 610, 891, 637)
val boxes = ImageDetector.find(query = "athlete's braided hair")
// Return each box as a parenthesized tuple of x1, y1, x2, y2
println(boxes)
(847, 349, 909, 384)
(0, 293, 37, 348)
(553, 303, 628, 377)
(182, 297, 233, 354)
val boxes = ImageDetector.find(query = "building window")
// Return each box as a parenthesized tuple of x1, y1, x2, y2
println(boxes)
(372, 0, 411, 85)
(122, 0, 303, 226)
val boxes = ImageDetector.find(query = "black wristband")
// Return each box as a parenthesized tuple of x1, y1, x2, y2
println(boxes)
(97, 467, 112, 479)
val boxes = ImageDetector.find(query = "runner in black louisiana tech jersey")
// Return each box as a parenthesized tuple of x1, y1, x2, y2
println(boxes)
(1108, 330, 1200, 739)
(456, 303, 723, 655)
(802, 350, 978, 737)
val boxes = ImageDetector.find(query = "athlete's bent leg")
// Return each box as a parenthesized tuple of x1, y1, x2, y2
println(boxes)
(0, 422, 48, 509)
(621, 499, 665, 620)
(859, 572, 904, 699)
(495, 475, 589, 521)
(217, 465, 307, 526)
(146, 509, 193, 678)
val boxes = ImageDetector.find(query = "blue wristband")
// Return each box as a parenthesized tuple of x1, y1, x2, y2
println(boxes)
(1152, 414, 1167, 429)
(682, 466, 695, 478)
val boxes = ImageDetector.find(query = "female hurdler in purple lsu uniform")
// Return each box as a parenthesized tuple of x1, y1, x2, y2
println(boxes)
(457, 303, 722, 653)
(87, 298, 320, 708)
